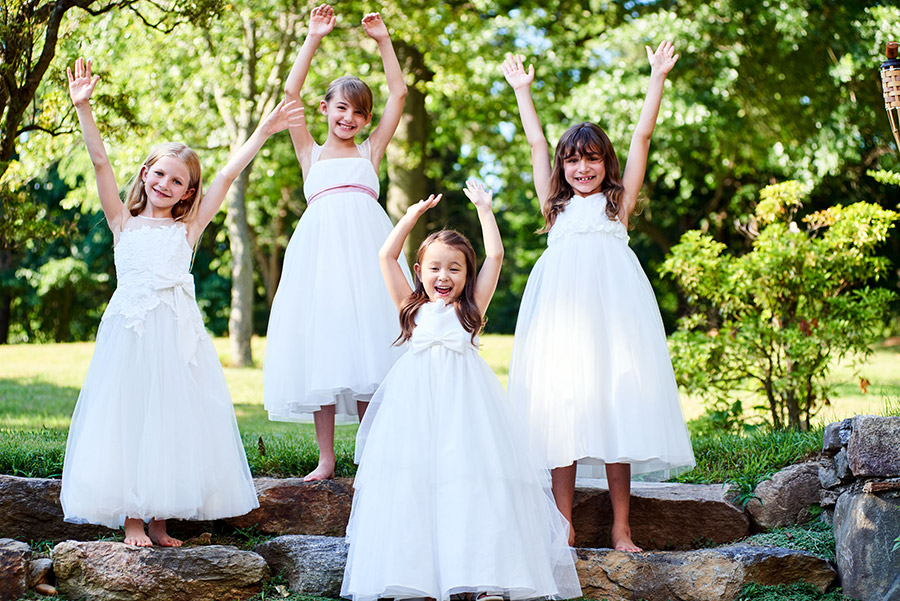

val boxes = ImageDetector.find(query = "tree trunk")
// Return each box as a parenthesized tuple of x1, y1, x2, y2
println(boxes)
(226, 166, 255, 367)
(0, 249, 13, 344)
(386, 42, 432, 264)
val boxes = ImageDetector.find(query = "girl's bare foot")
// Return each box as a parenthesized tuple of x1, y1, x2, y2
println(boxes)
(123, 517, 152, 547)
(303, 458, 335, 482)
(148, 519, 182, 547)
(611, 523, 642, 552)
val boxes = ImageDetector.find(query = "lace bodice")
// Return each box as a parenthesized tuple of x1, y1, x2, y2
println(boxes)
(409, 301, 479, 356)
(547, 193, 629, 245)
(103, 216, 204, 362)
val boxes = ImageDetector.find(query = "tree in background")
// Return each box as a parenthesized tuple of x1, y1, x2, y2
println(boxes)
(662, 181, 898, 430)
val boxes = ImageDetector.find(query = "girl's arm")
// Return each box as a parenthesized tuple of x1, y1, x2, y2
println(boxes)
(463, 181, 503, 316)
(285, 4, 335, 173)
(67, 58, 129, 233)
(379, 193, 442, 309)
(361, 12, 407, 169)
(619, 41, 678, 222)
(502, 53, 552, 210)
(188, 100, 304, 244)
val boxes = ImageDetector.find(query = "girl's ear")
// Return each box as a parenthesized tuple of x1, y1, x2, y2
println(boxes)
(181, 188, 196, 201)
(364, 112, 373, 127)
(140, 165, 148, 183)
(413, 263, 421, 281)
(320, 100, 328, 115)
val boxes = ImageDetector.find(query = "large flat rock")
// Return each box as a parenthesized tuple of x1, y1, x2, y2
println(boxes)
(256, 534, 835, 601)
(847, 415, 900, 478)
(834, 489, 900, 601)
(52, 541, 269, 601)
(573, 479, 749, 549)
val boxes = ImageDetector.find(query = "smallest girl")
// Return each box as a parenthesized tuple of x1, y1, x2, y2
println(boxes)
(60, 58, 302, 546)
(341, 182, 581, 601)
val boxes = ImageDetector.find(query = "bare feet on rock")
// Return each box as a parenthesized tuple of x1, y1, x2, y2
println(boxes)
(148, 519, 182, 547)
(123, 517, 152, 547)
(303, 458, 335, 482)
(611, 524, 642, 552)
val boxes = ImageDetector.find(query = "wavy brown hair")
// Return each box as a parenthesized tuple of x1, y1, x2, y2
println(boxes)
(124, 143, 203, 222)
(539, 122, 624, 233)
(397, 230, 482, 345)
(324, 76, 373, 117)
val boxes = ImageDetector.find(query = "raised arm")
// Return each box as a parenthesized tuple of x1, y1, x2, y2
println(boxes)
(379, 194, 441, 309)
(188, 100, 304, 244)
(502, 53, 551, 210)
(619, 41, 678, 222)
(67, 58, 129, 233)
(361, 12, 407, 169)
(285, 4, 335, 171)
(463, 181, 503, 316)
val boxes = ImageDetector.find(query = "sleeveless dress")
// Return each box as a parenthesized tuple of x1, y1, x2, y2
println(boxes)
(60, 216, 259, 528)
(342, 301, 582, 601)
(264, 140, 410, 421)
(507, 193, 695, 478)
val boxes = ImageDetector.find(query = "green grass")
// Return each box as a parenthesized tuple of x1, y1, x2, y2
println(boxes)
(737, 583, 856, 601)
(741, 519, 836, 562)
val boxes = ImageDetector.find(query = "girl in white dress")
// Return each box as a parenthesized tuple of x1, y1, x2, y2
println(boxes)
(264, 4, 411, 481)
(341, 182, 582, 601)
(60, 58, 302, 547)
(502, 44, 695, 551)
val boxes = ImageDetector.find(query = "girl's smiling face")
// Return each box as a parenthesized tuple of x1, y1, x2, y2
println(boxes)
(320, 93, 371, 140)
(563, 151, 606, 197)
(414, 241, 468, 304)
(141, 156, 194, 213)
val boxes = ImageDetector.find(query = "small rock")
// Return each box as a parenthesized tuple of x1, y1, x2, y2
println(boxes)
(0, 538, 31, 601)
(255, 535, 348, 598)
(52, 541, 269, 601)
(821, 422, 844, 454)
(833, 448, 851, 480)
(833, 490, 900, 601)
(818, 463, 841, 489)
(227, 478, 354, 537)
(745, 462, 822, 530)
(34, 583, 57, 596)
(819, 488, 840, 509)
(847, 415, 900, 477)
(183, 532, 212, 546)
(27, 556, 53, 587)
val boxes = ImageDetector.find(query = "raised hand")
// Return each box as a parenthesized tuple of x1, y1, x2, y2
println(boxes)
(646, 41, 679, 76)
(261, 100, 306, 135)
(67, 57, 99, 107)
(308, 4, 335, 38)
(361, 12, 389, 42)
(501, 53, 535, 90)
(406, 193, 442, 218)
(463, 180, 493, 210)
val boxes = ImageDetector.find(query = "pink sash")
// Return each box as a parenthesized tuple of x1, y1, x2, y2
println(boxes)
(307, 184, 378, 205)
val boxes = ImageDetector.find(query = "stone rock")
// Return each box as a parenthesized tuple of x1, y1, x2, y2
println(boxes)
(0, 476, 112, 543)
(0, 538, 31, 601)
(227, 478, 354, 537)
(573, 480, 749, 549)
(819, 488, 840, 509)
(34, 583, 57, 596)
(745, 462, 822, 530)
(833, 490, 900, 601)
(833, 448, 851, 480)
(256, 535, 833, 601)
(818, 462, 841, 489)
(847, 415, 900, 478)
(822, 418, 853, 455)
(28, 557, 54, 587)
(255, 535, 348, 598)
(52, 541, 268, 601)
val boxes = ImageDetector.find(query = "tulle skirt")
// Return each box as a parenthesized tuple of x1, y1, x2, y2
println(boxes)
(342, 345, 582, 601)
(61, 306, 258, 529)
(264, 193, 409, 421)
(508, 231, 695, 478)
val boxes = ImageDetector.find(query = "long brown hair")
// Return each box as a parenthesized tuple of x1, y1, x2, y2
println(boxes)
(124, 143, 203, 222)
(397, 230, 482, 345)
(540, 122, 624, 233)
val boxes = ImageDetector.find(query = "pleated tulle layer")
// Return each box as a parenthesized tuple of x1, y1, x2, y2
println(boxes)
(508, 197, 695, 478)
(61, 306, 258, 528)
(342, 303, 582, 601)
(263, 190, 410, 421)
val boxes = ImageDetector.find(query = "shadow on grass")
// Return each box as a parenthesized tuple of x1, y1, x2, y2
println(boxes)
(0, 377, 80, 430)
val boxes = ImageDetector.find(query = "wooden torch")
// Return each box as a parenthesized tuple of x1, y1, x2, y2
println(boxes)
(882, 41, 900, 148)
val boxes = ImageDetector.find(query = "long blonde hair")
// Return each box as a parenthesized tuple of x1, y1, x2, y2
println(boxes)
(540, 122, 624, 233)
(124, 143, 203, 222)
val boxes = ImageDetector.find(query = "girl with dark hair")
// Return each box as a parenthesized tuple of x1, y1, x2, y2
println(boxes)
(502, 44, 695, 551)
(341, 182, 581, 601)
(264, 4, 413, 482)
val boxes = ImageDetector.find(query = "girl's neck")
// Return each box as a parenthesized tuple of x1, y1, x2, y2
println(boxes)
(322, 133, 359, 150)
(138, 207, 175, 220)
